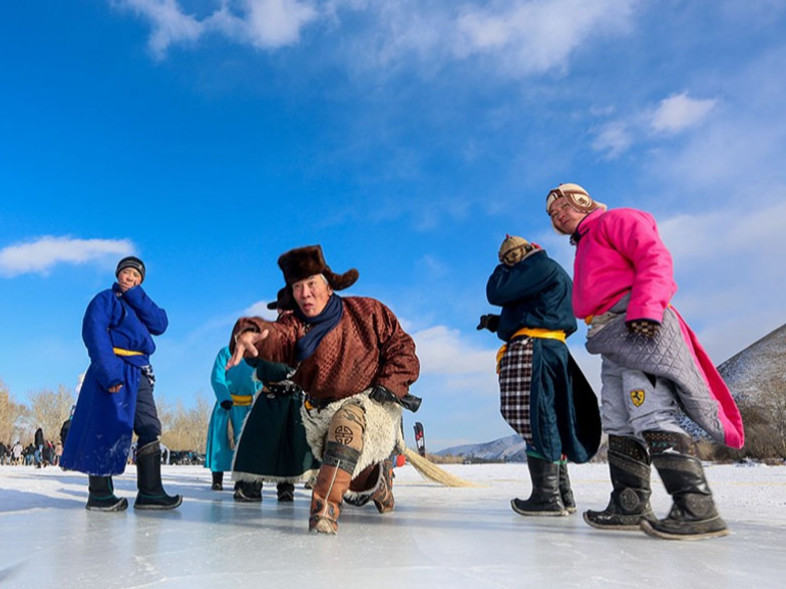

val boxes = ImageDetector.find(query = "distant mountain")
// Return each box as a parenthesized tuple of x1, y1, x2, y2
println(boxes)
(717, 323, 786, 402)
(436, 323, 786, 462)
(435, 434, 528, 462)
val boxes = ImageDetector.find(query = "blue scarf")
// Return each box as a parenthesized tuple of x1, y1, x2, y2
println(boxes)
(294, 294, 343, 362)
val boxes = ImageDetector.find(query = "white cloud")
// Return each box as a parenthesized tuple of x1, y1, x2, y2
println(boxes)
(116, 0, 317, 57)
(0, 237, 135, 277)
(590, 121, 633, 159)
(591, 92, 719, 158)
(454, 0, 638, 75)
(650, 92, 716, 134)
(412, 324, 496, 375)
(118, 0, 205, 58)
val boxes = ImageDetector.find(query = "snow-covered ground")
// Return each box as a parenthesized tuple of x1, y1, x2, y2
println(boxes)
(1, 461, 784, 588)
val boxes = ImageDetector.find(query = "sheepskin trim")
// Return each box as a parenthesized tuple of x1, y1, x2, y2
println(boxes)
(301, 390, 404, 478)
(231, 469, 318, 485)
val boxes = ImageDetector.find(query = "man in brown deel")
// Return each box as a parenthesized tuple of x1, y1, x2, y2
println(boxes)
(228, 244, 420, 534)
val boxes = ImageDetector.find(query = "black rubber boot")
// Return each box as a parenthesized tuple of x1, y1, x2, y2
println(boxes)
(277, 482, 295, 502)
(583, 435, 656, 530)
(134, 441, 183, 510)
(86, 476, 128, 512)
(640, 431, 729, 540)
(559, 462, 577, 514)
(511, 456, 567, 516)
(211, 471, 224, 491)
(234, 480, 263, 502)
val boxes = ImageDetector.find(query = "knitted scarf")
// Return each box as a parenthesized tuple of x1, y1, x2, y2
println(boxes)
(294, 294, 343, 362)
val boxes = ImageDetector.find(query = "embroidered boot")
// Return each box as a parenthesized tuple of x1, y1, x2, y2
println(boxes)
(309, 442, 358, 534)
(584, 435, 655, 530)
(640, 431, 729, 540)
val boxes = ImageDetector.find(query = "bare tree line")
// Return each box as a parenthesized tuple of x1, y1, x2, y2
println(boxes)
(0, 379, 211, 452)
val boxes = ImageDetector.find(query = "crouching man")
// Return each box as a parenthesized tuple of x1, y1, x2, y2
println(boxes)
(228, 245, 420, 534)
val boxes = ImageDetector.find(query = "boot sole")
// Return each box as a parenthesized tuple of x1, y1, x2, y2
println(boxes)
(86, 498, 129, 512)
(639, 518, 730, 541)
(511, 500, 568, 517)
(134, 496, 183, 510)
(582, 511, 652, 531)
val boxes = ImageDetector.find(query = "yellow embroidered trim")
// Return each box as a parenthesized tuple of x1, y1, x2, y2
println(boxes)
(113, 347, 143, 356)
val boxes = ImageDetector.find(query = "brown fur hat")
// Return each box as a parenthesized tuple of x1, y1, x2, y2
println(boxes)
(266, 287, 296, 311)
(277, 245, 359, 291)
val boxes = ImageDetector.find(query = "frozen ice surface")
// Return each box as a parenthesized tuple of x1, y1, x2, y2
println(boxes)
(1, 462, 784, 588)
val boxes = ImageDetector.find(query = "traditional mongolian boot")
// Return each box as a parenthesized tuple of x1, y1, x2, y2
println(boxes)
(211, 471, 224, 491)
(511, 455, 567, 516)
(559, 461, 577, 514)
(277, 482, 295, 502)
(583, 435, 655, 530)
(233, 480, 263, 502)
(309, 403, 365, 534)
(86, 475, 128, 512)
(344, 459, 395, 514)
(134, 441, 183, 510)
(640, 431, 729, 540)
(309, 443, 357, 534)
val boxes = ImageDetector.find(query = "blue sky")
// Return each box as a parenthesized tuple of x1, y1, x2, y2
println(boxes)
(2, 0, 785, 450)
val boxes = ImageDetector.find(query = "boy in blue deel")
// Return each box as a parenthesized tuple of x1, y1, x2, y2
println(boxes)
(61, 256, 182, 511)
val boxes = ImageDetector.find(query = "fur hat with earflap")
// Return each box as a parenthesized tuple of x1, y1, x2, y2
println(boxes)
(277, 245, 359, 291)
(545, 183, 607, 234)
(498, 235, 541, 267)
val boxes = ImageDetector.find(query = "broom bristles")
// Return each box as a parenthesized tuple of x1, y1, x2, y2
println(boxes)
(403, 447, 483, 487)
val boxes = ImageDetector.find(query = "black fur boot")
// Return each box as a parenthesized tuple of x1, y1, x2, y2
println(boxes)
(583, 435, 655, 530)
(134, 441, 182, 510)
(277, 482, 295, 502)
(234, 480, 263, 502)
(511, 456, 567, 516)
(86, 476, 128, 512)
(640, 431, 728, 540)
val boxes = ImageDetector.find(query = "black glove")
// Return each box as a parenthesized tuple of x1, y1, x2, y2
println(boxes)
(220, 400, 233, 410)
(626, 319, 661, 338)
(476, 314, 500, 333)
(369, 385, 398, 405)
(267, 381, 302, 396)
(369, 385, 422, 413)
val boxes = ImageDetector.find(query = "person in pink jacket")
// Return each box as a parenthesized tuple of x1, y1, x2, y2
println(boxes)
(546, 183, 743, 541)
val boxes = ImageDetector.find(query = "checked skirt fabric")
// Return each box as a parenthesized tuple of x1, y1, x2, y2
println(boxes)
(498, 337, 534, 445)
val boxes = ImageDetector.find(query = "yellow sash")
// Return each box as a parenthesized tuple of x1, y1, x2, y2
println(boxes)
(113, 347, 143, 356)
(231, 394, 254, 407)
(495, 327, 567, 373)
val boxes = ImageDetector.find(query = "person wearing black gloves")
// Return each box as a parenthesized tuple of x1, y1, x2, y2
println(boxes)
(546, 183, 743, 540)
(227, 245, 420, 535)
(479, 235, 600, 517)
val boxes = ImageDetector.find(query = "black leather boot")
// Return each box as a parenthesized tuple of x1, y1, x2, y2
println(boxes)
(134, 441, 182, 510)
(640, 431, 728, 540)
(559, 462, 576, 514)
(511, 456, 567, 516)
(86, 475, 128, 512)
(583, 435, 656, 530)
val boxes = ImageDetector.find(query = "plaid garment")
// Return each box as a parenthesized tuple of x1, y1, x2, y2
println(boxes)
(498, 337, 534, 445)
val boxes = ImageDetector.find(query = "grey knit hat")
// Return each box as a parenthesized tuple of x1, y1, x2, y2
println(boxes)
(116, 256, 146, 282)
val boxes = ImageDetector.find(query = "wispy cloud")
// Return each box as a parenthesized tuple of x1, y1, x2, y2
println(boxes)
(591, 92, 719, 159)
(650, 92, 716, 135)
(116, 0, 318, 58)
(0, 237, 135, 277)
(114, 0, 640, 76)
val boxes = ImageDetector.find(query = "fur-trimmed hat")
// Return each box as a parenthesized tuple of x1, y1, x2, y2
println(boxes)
(266, 287, 295, 311)
(277, 245, 358, 291)
(546, 183, 607, 234)
(115, 256, 145, 282)
(498, 234, 540, 266)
